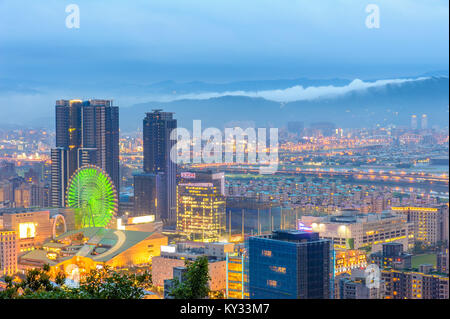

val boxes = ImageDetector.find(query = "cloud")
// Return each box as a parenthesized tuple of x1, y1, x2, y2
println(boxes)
(154, 77, 431, 103)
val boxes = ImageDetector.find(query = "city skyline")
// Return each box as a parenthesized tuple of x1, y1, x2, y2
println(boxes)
(0, 0, 448, 306)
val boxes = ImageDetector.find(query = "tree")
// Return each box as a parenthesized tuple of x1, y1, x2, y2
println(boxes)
(0, 264, 68, 299)
(0, 264, 152, 299)
(77, 266, 150, 299)
(169, 256, 211, 299)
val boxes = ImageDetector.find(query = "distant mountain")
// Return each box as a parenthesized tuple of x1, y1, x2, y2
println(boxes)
(120, 76, 449, 131)
(138, 78, 352, 95)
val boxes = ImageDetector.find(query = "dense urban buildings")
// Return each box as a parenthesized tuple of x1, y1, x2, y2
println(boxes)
(0, 118, 448, 301)
(0, 0, 448, 306)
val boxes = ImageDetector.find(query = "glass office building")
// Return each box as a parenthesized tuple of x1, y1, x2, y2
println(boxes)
(248, 230, 332, 299)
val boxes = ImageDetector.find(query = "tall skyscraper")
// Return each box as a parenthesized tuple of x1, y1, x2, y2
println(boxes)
(421, 114, 428, 129)
(143, 110, 177, 223)
(248, 230, 332, 299)
(411, 114, 418, 129)
(133, 172, 157, 217)
(50, 148, 69, 207)
(51, 99, 119, 208)
(176, 171, 226, 242)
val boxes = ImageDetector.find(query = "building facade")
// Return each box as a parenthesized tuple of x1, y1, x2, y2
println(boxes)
(151, 242, 233, 291)
(0, 230, 17, 276)
(133, 173, 158, 217)
(382, 269, 449, 299)
(51, 99, 119, 207)
(226, 244, 249, 299)
(370, 242, 412, 270)
(391, 206, 446, 246)
(177, 171, 226, 242)
(248, 230, 332, 299)
(335, 269, 384, 299)
(143, 110, 177, 223)
(301, 210, 415, 252)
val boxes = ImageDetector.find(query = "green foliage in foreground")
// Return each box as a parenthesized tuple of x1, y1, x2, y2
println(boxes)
(169, 256, 211, 299)
(0, 265, 152, 299)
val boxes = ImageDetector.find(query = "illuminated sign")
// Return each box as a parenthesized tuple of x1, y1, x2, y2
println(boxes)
(178, 183, 213, 188)
(181, 172, 196, 179)
(297, 221, 313, 232)
(161, 245, 176, 253)
(129, 215, 155, 224)
(391, 207, 438, 212)
(19, 223, 36, 239)
(117, 218, 126, 230)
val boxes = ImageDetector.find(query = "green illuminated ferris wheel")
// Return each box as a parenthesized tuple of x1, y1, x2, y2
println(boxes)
(66, 165, 118, 229)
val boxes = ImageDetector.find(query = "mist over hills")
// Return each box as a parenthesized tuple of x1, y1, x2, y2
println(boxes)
(2, 74, 447, 131)
(119, 76, 449, 131)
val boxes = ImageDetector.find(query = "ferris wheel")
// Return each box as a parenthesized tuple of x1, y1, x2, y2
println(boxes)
(66, 165, 118, 229)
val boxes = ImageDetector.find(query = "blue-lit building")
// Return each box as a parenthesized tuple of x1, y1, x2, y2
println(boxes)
(248, 230, 332, 299)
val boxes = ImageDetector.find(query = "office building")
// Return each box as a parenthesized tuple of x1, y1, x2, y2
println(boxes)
(226, 244, 249, 299)
(391, 206, 446, 246)
(51, 99, 119, 207)
(301, 210, 415, 252)
(50, 148, 69, 207)
(133, 173, 158, 217)
(177, 171, 226, 242)
(0, 230, 17, 276)
(421, 114, 428, 129)
(411, 115, 418, 129)
(248, 230, 332, 299)
(143, 110, 177, 223)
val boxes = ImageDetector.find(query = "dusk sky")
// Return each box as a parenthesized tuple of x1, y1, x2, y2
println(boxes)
(0, 0, 448, 124)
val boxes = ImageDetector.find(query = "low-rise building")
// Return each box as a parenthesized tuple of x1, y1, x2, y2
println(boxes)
(152, 242, 233, 292)
(370, 242, 412, 270)
(382, 268, 449, 299)
(335, 268, 384, 299)
(300, 210, 414, 252)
